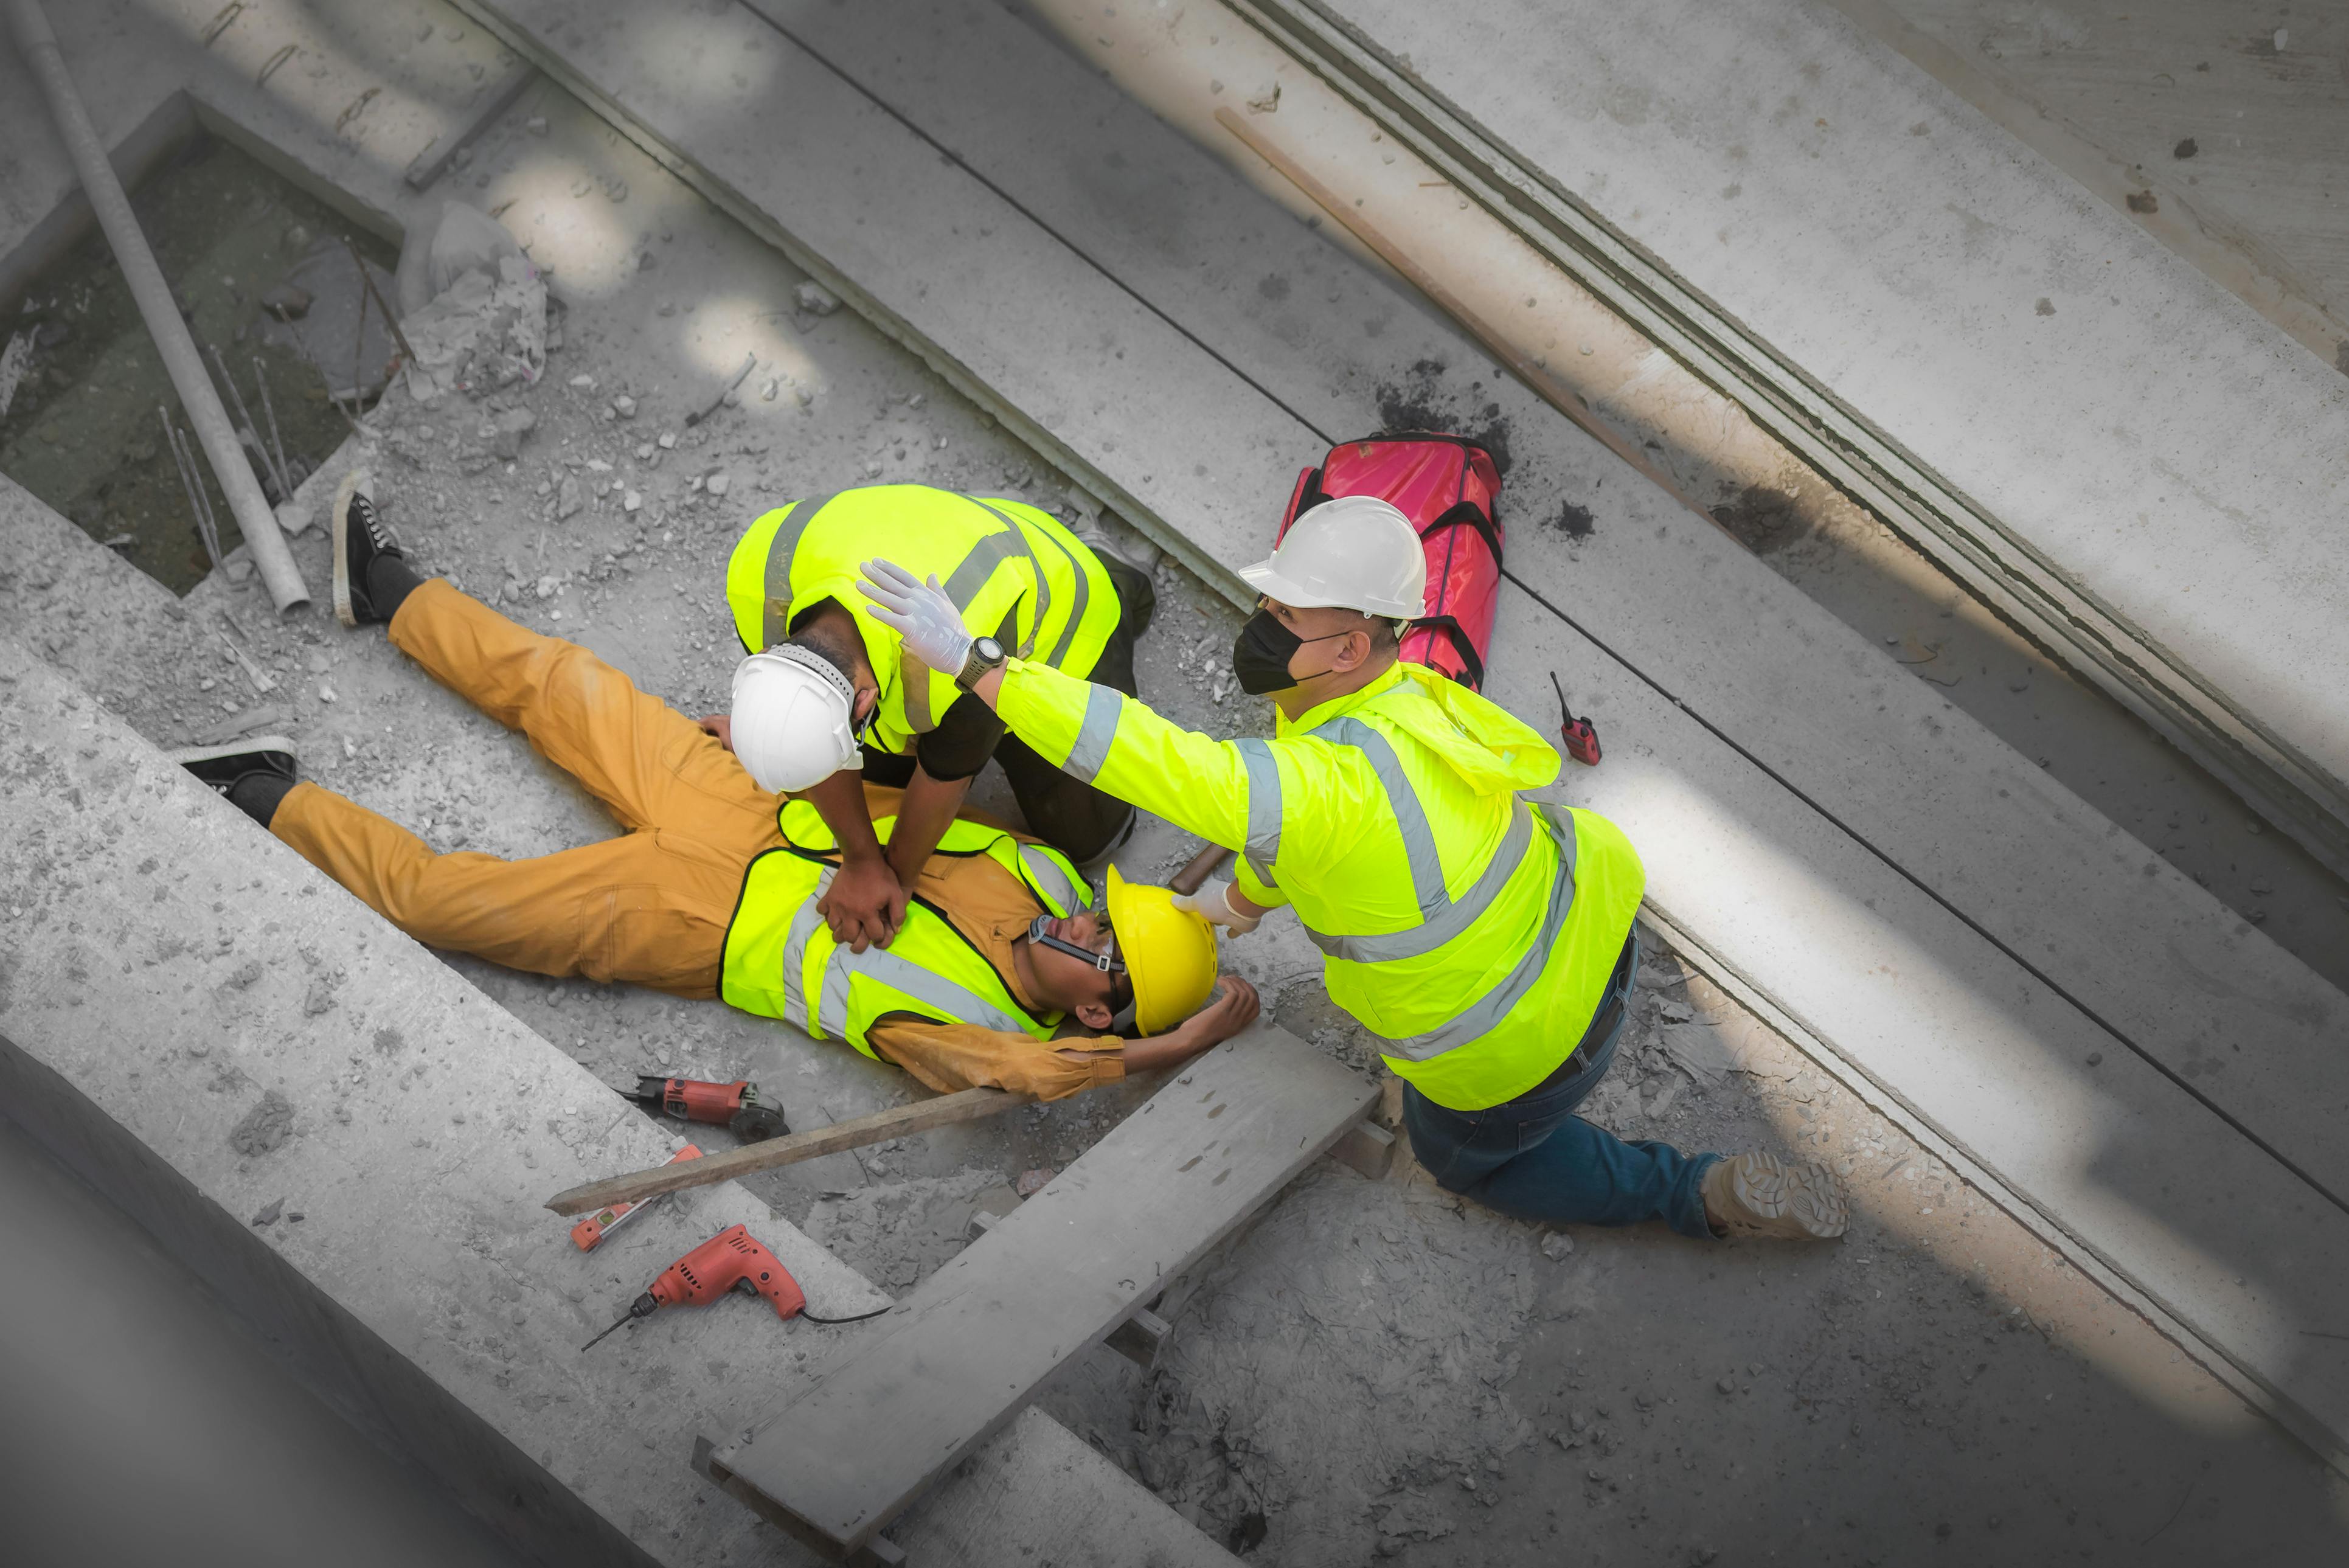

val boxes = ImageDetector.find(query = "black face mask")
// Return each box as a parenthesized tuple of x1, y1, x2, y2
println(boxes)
(1231, 609, 1353, 696)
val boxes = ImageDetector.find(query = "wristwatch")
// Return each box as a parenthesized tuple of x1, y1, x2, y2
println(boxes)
(954, 634, 1007, 692)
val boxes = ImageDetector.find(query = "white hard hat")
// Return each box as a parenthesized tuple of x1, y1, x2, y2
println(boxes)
(730, 645, 864, 793)
(1240, 495, 1424, 619)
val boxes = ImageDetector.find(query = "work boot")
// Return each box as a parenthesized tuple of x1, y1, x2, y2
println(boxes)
(333, 470, 422, 628)
(172, 738, 298, 829)
(1702, 1151, 1849, 1240)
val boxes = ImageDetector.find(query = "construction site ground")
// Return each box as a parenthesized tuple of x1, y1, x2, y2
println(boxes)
(6, 19, 2347, 1560)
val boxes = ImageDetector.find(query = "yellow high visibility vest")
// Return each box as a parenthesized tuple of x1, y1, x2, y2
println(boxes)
(724, 485, 1121, 757)
(993, 659, 1646, 1110)
(719, 806, 1097, 1055)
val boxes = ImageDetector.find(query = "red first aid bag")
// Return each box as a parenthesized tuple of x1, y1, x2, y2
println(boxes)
(1277, 431, 1504, 689)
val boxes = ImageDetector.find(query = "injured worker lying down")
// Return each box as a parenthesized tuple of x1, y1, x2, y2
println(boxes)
(172, 474, 1260, 1100)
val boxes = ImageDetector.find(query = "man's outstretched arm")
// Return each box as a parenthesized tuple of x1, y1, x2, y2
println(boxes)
(860, 560, 1292, 897)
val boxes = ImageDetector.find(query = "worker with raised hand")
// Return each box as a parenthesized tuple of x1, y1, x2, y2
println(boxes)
(861, 498, 1849, 1241)
(172, 478, 1257, 1102)
(715, 484, 1154, 955)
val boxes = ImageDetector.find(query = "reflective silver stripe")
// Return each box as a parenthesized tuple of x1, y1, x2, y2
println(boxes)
(818, 945, 1036, 1038)
(760, 491, 842, 649)
(900, 643, 934, 733)
(1308, 717, 1447, 916)
(1018, 844, 1091, 913)
(1306, 800, 1536, 964)
(942, 527, 1024, 606)
(1233, 738, 1283, 871)
(780, 875, 831, 1033)
(1384, 807, 1581, 1062)
(1027, 521, 1092, 670)
(1244, 855, 1279, 890)
(1063, 683, 1123, 782)
(961, 497, 1053, 657)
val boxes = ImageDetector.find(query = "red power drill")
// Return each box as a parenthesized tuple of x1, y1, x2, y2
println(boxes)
(1549, 671, 1603, 767)
(581, 1224, 886, 1351)
(625, 1075, 789, 1142)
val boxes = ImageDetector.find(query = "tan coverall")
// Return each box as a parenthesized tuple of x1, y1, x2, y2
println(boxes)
(271, 578, 1125, 1100)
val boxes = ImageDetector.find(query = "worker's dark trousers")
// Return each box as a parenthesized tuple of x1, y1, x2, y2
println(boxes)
(860, 551, 1154, 863)
(1401, 932, 1723, 1239)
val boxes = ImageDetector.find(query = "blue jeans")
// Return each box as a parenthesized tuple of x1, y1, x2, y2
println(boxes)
(1401, 937, 1721, 1239)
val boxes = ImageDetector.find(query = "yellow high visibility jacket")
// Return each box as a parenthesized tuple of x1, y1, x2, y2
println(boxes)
(720, 805, 1097, 1056)
(724, 485, 1121, 757)
(994, 659, 1646, 1109)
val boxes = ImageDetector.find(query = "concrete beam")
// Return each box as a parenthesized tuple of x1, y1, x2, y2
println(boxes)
(0, 637, 890, 1567)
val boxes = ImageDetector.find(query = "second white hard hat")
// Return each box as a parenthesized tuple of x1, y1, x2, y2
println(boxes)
(1240, 495, 1425, 620)
(730, 645, 864, 794)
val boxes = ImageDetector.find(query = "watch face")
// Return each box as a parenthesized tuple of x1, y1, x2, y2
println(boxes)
(974, 637, 1004, 661)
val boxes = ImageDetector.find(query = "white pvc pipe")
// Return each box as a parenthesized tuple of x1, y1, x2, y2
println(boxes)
(7, 0, 311, 611)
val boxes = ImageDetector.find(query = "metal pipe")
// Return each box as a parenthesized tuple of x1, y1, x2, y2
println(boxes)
(8, 0, 310, 611)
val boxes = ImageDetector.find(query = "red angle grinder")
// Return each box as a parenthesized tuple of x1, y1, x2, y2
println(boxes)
(581, 1224, 886, 1350)
(626, 1075, 789, 1141)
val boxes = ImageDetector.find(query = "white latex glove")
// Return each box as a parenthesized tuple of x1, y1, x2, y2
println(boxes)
(1171, 879, 1261, 935)
(859, 558, 974, 674)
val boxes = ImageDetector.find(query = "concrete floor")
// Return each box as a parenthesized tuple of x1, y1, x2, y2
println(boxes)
(1832, 0, 2349, 366)
(7, 1, 2349, 1561)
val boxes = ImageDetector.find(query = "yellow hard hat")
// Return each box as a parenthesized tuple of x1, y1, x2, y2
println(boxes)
(1105, 866, 1219, 1036)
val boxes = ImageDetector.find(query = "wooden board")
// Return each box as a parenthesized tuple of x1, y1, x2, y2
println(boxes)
(447, 0, 2349, 1469)
(891, 1407, 1240, 1568)
(703, 1024, 1378, 1555)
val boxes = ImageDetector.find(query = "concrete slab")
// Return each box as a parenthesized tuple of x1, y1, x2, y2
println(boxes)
(1243, 0, 2349, 875)
(1829, 0, 2349, 361)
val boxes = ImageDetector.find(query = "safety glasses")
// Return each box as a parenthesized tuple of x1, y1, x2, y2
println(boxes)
(1025, 912, 1125, 974)
(1025, 913, 1134, 1015)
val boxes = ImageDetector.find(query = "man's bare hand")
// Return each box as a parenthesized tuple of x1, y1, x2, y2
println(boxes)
(1188, 976, 1262, 1046)
(1119, 976, 1262, 1076)
(697, 714, 734, 752)
(819, 856, 908, 952)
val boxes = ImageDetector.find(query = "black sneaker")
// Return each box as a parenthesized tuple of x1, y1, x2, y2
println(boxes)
(333, 470, 408, 628)
(171, 738, 299, 828)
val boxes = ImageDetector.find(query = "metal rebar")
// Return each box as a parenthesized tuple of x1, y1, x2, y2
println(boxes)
(347, 255, 376, 415)
(252, 356, 294, 498)
(179, 425, 226, 575)
(206, 341, 286, 501)
(8, 0, 308, 609)
(342, 234, 417, 369)
(162, 406, 224, 575)
(272, 302, 362, 434)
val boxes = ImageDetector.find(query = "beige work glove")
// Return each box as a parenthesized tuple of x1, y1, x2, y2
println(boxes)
(1171, 879, 1261, 935)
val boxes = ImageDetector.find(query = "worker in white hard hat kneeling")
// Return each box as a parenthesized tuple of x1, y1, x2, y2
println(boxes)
(171, 478, 1258, 1101)
(716, 485, 1155, 958)
(861, 494, 1851, 1238)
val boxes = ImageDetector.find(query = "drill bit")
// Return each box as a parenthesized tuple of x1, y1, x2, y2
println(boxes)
(581, 1292, 656, 1351)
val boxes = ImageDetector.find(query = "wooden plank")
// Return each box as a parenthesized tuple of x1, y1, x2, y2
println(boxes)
(703, 1023, 1378, 1555)
(546, 1087, 1027, 1216)
(890, 1407, 1240, 1568)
